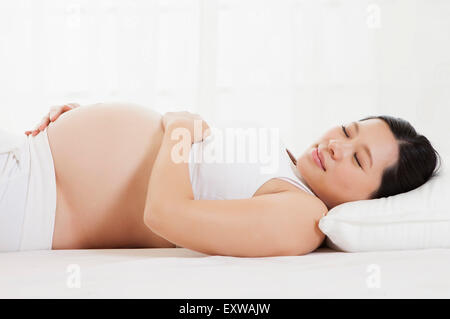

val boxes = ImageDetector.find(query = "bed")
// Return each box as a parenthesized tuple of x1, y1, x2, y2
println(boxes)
(1, 247, 449, 298)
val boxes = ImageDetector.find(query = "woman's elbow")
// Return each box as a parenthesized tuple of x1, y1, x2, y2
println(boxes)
(143, 201, 164, 230)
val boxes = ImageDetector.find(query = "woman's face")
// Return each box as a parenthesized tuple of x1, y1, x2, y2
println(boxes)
(296, 118, 399, 209)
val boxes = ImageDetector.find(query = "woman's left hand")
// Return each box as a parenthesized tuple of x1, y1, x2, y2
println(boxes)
(25, 103, 80, 136)
(162, 111, 211, 143)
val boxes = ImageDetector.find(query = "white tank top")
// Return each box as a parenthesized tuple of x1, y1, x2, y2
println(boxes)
(188, 130, 316, 200)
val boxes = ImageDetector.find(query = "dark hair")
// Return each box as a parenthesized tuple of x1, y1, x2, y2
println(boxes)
(359, 115, 441, 199)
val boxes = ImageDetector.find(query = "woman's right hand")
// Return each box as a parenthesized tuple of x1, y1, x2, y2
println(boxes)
(25, 103, 80, 136)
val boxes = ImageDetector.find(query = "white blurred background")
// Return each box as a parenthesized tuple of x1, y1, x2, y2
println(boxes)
(0, 0, 449, 157)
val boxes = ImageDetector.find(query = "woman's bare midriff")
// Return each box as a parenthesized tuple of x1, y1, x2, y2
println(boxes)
(46, 102, 314, 250)
(47, 102, 177, 249)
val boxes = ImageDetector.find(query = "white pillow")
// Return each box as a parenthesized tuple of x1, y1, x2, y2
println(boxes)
(318, 160, 449, 252)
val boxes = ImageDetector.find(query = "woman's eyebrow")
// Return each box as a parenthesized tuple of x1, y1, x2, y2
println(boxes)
(353, 122, 373, 168)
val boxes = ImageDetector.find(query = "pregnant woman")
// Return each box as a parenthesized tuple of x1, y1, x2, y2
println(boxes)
(1, 102, 440, 256)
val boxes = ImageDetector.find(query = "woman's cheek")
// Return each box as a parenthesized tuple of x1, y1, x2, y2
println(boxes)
(333, 167, 357, 193)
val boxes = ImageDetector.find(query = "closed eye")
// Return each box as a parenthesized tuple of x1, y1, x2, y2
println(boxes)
(341, 125, 362, 169)
(341, 125, 349, 138)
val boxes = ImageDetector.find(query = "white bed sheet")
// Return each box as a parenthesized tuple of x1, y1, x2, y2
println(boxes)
(1, 247, 449, 298)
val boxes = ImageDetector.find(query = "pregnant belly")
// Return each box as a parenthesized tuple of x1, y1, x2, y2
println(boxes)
(46, 102, 175, 249)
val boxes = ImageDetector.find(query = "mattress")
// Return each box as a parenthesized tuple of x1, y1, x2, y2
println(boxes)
(1, 247, 449, 298)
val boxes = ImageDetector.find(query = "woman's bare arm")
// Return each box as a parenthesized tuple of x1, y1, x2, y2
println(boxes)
(144, 119, 327, 257)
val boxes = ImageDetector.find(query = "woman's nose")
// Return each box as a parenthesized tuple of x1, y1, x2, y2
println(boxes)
(328, 140, 353, 161)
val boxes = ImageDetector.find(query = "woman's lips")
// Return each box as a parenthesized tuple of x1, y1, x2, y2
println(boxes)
(312, 147, 325, 171)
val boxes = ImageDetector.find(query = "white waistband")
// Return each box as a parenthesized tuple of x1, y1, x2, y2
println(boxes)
(19, 129, 57, 251)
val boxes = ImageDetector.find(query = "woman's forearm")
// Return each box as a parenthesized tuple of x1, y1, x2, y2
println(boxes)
(144, 126, 194, 222)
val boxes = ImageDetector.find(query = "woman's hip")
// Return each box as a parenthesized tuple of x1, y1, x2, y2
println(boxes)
(0, 128, 56, 252)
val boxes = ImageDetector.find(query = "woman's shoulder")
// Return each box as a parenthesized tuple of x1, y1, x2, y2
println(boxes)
(290, 186, 328, 218)
(264, 186, 328, 252)
(256, 178, 328, 217)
